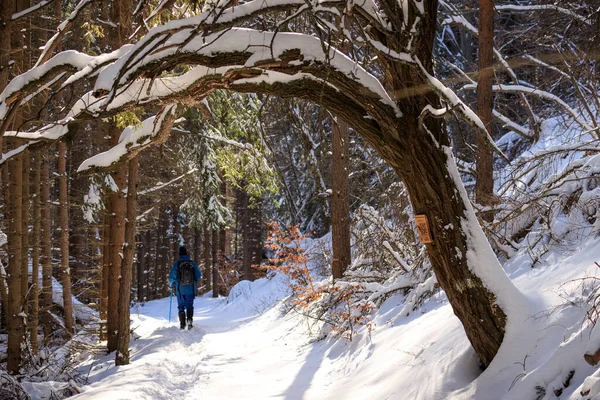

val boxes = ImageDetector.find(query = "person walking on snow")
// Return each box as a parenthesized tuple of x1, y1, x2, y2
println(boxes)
(169, 246, 202, 330)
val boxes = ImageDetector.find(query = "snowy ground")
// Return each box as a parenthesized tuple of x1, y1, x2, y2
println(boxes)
(44, 237, 600, 400)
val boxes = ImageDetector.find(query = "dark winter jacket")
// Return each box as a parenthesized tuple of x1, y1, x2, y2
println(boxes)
(169, 255, 202, 296)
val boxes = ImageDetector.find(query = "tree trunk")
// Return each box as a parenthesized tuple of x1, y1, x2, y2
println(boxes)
(116, 155, 139, 365)
(0, 0, 13, 91)
(21, 150, 30, 306)
(153, 212, 162, 299)
(100, 210, 110, 340)
(0, 141, 8, 335)
(240, 190, 252, 280)
(58, 141, 74, 335)
(137, 231, 149, 302)
(244, 199, 263, 280)
(161, 210, 170, 297)
(331, 118, 351, 279)
(107, 128, 127, 351)
(222, 180, 231, 257)
(5, 0, 25, 374)
(194, 228, 201, 266)
(171, 204, 180, 263)
(106, 0, 131, 350)
(30, 149, 42, 354)
(358, 0, 519, 368)
(203, 228, 212, 293)
(41, 150, 53, 342)
(475, 0, 495, 221)
(6, 138, 23, 374)
(385, 112, 516, 368)
(212, 230, 218, 298)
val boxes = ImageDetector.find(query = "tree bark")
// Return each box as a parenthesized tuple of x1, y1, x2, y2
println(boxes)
(0, 0, 13, 91)
(240, 190, 252, 280)
(21, 150, 30, 306)
(137, 231, 149, 302)
(194, 228, 201, 266)
(331, 117, 351, 279)
(100, 210, 110, 340)
(5, 0, 24, 374)
(58, 141, 74, 335)
(41, 150, 52, 342)
(475, 0, 495, 221)
(161, 210, 170, 297)
(6, 139, 23, 374)
(106, 0, 131, 350)
(212, 230, 218, 298)
(30, 149, 42, 354)
(392, 117, 507, 368)
(107, 127, 127, 352)
(0, 139, 8, 334)
(171, 204, 180, 264)
(116, 155, 139, 365)
(203, 228, 212, 293)
(153, 212, 162, 299)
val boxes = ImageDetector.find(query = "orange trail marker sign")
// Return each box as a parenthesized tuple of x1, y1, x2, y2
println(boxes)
(415, 214, 433, 244)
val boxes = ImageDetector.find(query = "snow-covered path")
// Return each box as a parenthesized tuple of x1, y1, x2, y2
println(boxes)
(70, 276, 476, 400)
(69, 237, 600, 400)
(73, 277, 353, 400)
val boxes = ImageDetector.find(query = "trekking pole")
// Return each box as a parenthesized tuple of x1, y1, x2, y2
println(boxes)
(168, 287, 173, 323)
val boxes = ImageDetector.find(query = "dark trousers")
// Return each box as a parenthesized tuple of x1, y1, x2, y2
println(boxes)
(176, 293, 194, 311)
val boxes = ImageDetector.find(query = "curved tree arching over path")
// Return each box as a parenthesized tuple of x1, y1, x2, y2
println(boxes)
(0, 0, 526, 367)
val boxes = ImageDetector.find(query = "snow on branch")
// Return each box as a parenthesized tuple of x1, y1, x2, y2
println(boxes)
(77, 105, 179, 173)
(94, 28, 399, 118)
(138, 168, 198, 196)
(495, 4, 592, 25)
(119, 0, 388, 68)
(0, 46, 133, 124)
(415, 59, 509, 162)
(440, 7, 540, 137)
(462, 83, 595, 135)
(493, 110, 530, 139)
(11, 0, 53, 21)
(1, 53, 389, 162)
(35, 0, 97, 67)
(0, 142, 36, 166)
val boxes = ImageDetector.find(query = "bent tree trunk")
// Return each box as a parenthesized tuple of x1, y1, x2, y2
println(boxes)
(384, 117, 507, 367)
(356, 1, 517, 368)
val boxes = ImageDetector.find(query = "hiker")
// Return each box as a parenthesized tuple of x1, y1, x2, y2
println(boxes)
(169, 246, 202, 330)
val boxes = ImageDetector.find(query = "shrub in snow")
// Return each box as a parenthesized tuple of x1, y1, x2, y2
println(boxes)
(0, 371, 28, 399)
(262, 221, 429, 341)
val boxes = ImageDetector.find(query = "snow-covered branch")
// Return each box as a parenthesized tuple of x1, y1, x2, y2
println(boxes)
(11, 0, 53, 21)
(77, 105, 179, 174)
(462, 83, 595, 135)
(138, 169, 197, 196)
(36, 0, 97, 67)
(415, 59, 509, 162)
(495, 4, 591, 25)
(0, 46, 133, 126)
(440, 7, 539, 137)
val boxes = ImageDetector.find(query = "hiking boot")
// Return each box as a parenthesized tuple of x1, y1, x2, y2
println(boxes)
(186, 308, 194, 330)
(178, 310, 186, 330)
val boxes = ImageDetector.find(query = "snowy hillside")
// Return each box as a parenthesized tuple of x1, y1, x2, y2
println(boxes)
(30, 235, 598, 400)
